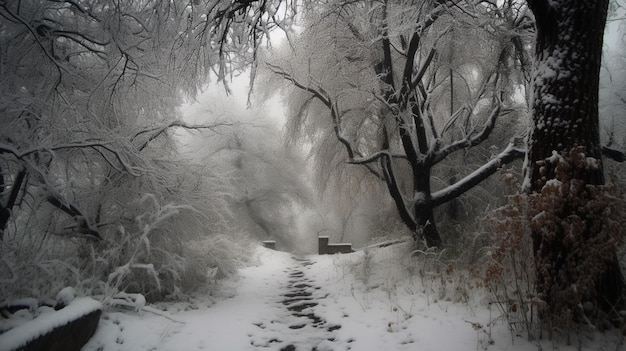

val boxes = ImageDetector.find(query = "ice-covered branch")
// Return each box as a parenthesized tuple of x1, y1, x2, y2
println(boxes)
(46, 194, 102, 240)
(404, 3, 449, 91)
(268, 63, 384, 179)
(0, 3, 63, 76)
(431, 141, 525, 207)
(133, 120, 235, 151)
(347, 151, 410, 165)
(431, 103, 501, 165)
(268, 65, 349, 152)
(266, 63, 332, 108)
(0, 141, 141, 177)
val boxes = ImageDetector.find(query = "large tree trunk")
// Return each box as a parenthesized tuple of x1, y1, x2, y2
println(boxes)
(526, 0, 624, 324)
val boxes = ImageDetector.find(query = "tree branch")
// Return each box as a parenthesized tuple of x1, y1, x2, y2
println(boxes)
(268, 63, 383, 179)
(602, 145, 626, 162)
(431, 141, 525, 207)
(46, 194, 102, 240)
(429, 67, 502, 164)
(0, 141, 141, 177)
(432, 103, 501, 165)
(411, 47, 437, 88)
(347, 151, 410, 165)
(381, 127, 417, 230)
(133, 120, 234, 152)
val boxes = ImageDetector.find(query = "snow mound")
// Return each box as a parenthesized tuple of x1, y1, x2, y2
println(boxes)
(56, 287, 76, 307)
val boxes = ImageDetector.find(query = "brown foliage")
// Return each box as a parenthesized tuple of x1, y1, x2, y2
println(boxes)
(486, 152, 626, 337)
(530, 148, 625, 328)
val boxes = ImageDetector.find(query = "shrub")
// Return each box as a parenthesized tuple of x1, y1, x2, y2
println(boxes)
(486, 153, 626, 341)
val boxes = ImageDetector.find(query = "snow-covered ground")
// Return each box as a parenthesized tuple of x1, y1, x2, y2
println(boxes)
(81, 244, 623, 351)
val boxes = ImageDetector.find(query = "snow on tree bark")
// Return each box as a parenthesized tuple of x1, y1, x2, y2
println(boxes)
(526, 0, 625, 325)
(527, 0, 605, 188)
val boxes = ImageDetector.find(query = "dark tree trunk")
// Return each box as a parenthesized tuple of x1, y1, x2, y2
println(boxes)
(380, 123, 442, 248)
(527, 0, 606, 182)
(414, 169, 441, 248)
(415, 204, 440, 248)
(526, 0, 624, 324)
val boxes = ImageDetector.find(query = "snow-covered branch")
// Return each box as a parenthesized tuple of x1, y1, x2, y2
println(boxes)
(0, 141, 141, 177)
(431, 103, 501, 165)
(347, 151, 410, 165)
(268, 62, 383, 178)
(431, 141, 525, 207)
(133, 120, 235, 151)
(47, 194, 102, 240)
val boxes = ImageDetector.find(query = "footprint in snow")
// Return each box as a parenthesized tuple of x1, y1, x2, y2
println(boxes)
(249, 256, 352, 350)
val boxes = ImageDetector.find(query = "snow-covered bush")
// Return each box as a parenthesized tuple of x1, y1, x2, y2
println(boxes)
(180, 232, 256, 293)
(486, 151, 626, 340)
(80, 196, 192, 302)
(484, 191, 536, 338)
(77, 157, 244, 302)
(0, 237, 81, 302)
(0, 151, 246, 305)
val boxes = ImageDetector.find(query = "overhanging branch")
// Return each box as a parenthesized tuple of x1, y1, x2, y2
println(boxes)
(431, 141, 525, 207)
(47, 194, 102, 240)
(133, 120, 234, 151)
(431, 102, 501, 165)
(0, 141, 141, 177)
(347, 151, 410, 165)
(268, 63, 384, 179)
(602, 145, 626, 162)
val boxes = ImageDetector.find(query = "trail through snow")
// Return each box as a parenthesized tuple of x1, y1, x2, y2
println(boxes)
(248, 256, 349, 351)
(85, 249, 350, 351)
(82, 246, 623, 351)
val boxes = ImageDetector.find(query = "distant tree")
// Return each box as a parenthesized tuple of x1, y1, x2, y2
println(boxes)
(182, 92, 314, 251)
(267, 0, 528, 247)
(525, 0, 625, 325)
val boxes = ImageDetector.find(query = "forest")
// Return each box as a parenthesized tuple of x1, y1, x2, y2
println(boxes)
(1, 0, 626, 350)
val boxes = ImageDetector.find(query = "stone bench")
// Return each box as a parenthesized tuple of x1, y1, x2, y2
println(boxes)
(262, 240, 276, 250)
(318, 236, 354, 255)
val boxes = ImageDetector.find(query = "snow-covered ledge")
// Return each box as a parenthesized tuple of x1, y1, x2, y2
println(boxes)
(262, 240, 276, 250)
(318, 236, 354, 255)
(0, 297, 102, 351)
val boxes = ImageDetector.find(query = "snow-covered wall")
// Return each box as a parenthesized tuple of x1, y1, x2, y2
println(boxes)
(0, 297, 101, 351)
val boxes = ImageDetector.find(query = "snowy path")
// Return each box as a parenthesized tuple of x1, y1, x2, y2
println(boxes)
(84, 249, 353, 351)
(83, 245, 622, 351)
(84, 246, 506, 351)
(248, 256, 351, 351)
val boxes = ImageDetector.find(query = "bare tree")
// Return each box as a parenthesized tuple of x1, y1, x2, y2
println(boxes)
(266, 0, 528, 247)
